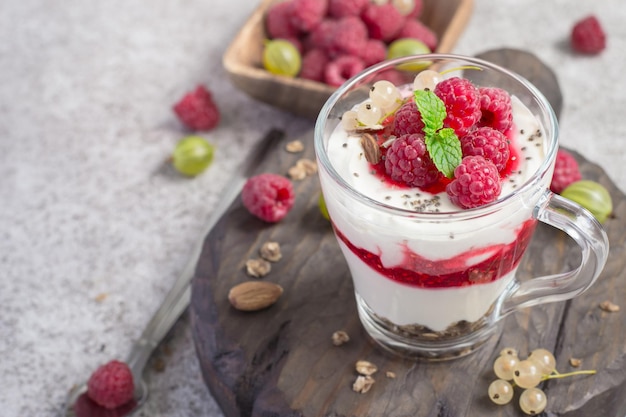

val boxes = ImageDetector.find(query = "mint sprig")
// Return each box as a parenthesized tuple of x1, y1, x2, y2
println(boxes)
(413, 89, 462, 178)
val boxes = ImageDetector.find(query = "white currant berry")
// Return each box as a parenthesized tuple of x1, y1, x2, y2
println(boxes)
(356, 100, 383, 127)
(391, 0, 415, 16)
(513, 359, 542, 389)
(488, 379, 514, 405)
(413, 70, 441, 91)
(341, 110, 359, 130)
(528, 348, 556, 375)
(493, 354, 519, 381)
(499, 347, 519, 358)
(519, 387, 548, 415)
(369, 80, 401, 110)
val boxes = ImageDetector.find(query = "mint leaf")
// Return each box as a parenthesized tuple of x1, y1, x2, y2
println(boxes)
(425, 128, 462, 179)
(414, 89, 446, 137)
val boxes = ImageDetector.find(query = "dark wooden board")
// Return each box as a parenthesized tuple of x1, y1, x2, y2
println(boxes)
(190, 128, 626, 417)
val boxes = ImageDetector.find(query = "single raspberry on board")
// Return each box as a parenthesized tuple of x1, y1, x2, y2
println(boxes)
(434, 77, 482, 137)
(361, 3, 404, 41)
(571, 15, 606, 54)
(394, 19, 438, 51)
(328, 0, 368, 18)
(265, 1, 300, 39)
(324, 55, 365, 87)
(290, 0, 328, 32)
(550, 149, 582, 194)
(460, 126, 510, 173)
(300, 48, 330, 82)
(330, 16, 369, 56)
(446, 156, 502, 209)
(173, 85, 220, 131)
(392, 100, 425, 136)
(477, 87, 513, 133)
(87, 360, 134, 410)
(384, 133, 442, 188)
(358, 39, 387, 67)
(242, 173, 295, 223)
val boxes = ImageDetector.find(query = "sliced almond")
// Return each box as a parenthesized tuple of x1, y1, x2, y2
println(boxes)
(228, 281, 283, 311)
(360, 133, 381, 164)
(355, 360, 378, 376)
(600, 300, 620, 312)
(352, 375, 375, 393)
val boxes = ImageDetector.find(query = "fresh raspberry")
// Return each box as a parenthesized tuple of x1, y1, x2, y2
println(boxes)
(394, 19, 438, 51)
(173, 85, 220, 131)
(242, 173, 295, 223)
(446, 156, 502, 209)
(265, 1, 300, 39)
(477, 87, 513, 133)
(358, 39, 387, 67)
(330, 16, 368, 56)
(324, 55, 365, 87)
(384, 133, 442, 188)
(460, 127, 510, 173)
(361, 3, 405, 41)
(306, 19, 337, 54)
(550, 149, 582, 194)
(434, 77, 481, 137)
(300, 48, 330, 82)
(290, 0, 328, 32)
(328, 0, 368, 18)
(87, 360, 134, 410)
(571, 15, 606, 54)
(75, 392, 137, 417)
(392, 100, 425, 136)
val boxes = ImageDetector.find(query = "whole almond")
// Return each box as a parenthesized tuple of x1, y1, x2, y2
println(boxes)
(228, 281, 283, 311)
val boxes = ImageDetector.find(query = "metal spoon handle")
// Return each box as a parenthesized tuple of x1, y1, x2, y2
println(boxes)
(125, 128, 286, 378)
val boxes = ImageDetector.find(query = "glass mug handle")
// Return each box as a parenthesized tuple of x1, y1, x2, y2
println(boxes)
(500, 190, 609, 316)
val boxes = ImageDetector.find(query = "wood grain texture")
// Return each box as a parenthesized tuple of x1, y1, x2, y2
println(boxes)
(190, 128, 626, 417)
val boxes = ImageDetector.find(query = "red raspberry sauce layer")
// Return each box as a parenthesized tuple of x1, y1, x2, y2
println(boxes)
(333, 219, 536, 288)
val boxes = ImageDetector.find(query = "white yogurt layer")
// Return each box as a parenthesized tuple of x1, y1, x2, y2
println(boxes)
(319, 92, 548, 331)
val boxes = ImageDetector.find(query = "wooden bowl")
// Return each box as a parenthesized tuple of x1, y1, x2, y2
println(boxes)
(223, 0, 474, 119)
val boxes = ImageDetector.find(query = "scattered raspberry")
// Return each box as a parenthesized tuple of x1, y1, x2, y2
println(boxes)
(446, 156, 502, 209)
(328, 0, 368, 18)
(384, 134, 442, 188)
(173, 85, 220, 131)
(330, 16, 368, 56)
(75, 392, 137, 417)
(434, 77, 481, 137)
(290, 0, 328, 32)
(300, 49, 330, 82)
(477, 87, 513, 133)
(265, 1, 300, 39)
(324, 55, 366, 87)
(358, 39, 387, 67)
(242, 173, 295, 223)
(460, 127, 510, 173)
(394, 19, 438, 51)
(392, 100, 425, 136)
(550, 149, 582, 194)
(571, 15, 606, 54)
(87, 360, 134, 410)
(361, 3, 405, 41)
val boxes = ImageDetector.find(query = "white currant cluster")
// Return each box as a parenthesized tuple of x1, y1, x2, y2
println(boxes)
(488, 347, 596, 415)
(341, 70, 442, 131)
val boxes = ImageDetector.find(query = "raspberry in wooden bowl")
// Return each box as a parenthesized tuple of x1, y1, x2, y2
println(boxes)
(223, 0, 474, 118)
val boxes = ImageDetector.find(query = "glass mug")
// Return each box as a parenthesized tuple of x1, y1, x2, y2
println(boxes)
(314, 54, 609, 360)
